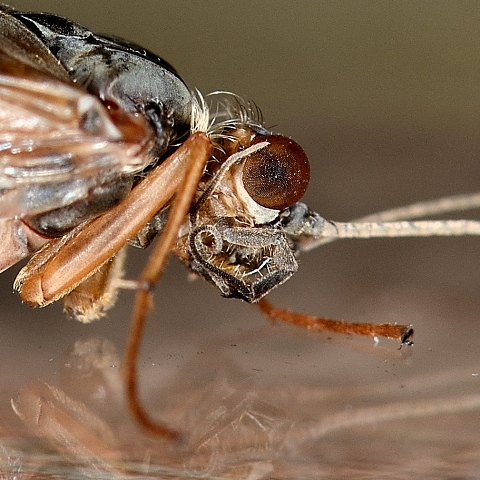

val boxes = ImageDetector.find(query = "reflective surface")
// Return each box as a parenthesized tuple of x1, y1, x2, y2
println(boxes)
(2, 2, 480, 478)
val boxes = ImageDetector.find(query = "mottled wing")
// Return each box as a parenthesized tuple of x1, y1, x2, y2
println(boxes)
(0, 9, 155, 217)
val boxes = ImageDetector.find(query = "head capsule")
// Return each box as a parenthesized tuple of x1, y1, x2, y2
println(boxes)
(177, 95, 312, 302)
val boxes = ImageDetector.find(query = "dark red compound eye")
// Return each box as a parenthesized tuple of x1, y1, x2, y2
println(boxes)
(242, 135, 310, 210)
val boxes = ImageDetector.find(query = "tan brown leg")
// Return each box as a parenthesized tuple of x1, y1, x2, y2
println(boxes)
(16, 133, 211, 308)
(124, 133, 212, 440)
(62, 249, 127, 323)
(257, 298, 414, 346)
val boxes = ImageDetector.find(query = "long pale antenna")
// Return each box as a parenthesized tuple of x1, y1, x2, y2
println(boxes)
(298, 192, 480, 252)
(318, 218, 480, 240)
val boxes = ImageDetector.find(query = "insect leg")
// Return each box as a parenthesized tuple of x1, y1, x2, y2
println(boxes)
(0, 218, 48, 273)
(256, 298, 414, 346)
(124, 133, 212, 440)
(62, 248, 127, 323)
(15, 133, 211, 307)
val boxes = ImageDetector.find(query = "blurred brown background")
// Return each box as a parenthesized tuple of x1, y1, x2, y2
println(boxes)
(1, 2, 480, 478)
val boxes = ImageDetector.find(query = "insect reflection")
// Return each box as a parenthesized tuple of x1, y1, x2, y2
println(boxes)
(2, 5, 480, 440)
